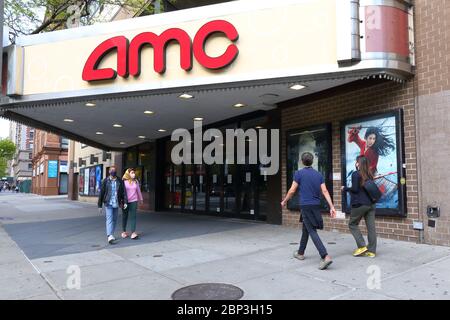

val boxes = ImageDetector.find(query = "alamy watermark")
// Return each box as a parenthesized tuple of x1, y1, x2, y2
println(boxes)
(66, 265, 81, 290)
(171, 120, 280, 175)
(366, 265, 382, 290)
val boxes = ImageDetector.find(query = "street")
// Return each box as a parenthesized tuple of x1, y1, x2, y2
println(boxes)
(1, 192, 450, 300)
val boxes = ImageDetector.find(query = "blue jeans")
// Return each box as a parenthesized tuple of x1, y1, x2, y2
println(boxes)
(298, 207, 328, 259)
(105, 206, 118, 236)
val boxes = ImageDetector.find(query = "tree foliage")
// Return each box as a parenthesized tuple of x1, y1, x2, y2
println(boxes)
(4, 0, 177, 43)
(0, 139, 16, 176)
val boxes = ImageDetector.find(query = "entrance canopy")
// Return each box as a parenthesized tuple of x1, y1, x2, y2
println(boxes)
(0, 0, 414, 150)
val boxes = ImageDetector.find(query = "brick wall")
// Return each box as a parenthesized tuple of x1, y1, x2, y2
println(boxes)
(281, 80, 420, 242)
(31, 129, 68, 196)
(415, 0, 450, 96)
(413, 0, 450, 246)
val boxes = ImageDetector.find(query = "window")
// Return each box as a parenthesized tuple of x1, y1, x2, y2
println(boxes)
(28, 164, 33, 170)
(286, 124, 333, 211)
(61, 137, 69, 149)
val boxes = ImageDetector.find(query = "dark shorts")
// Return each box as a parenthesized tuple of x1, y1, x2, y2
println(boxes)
(300, 205, 324, 230)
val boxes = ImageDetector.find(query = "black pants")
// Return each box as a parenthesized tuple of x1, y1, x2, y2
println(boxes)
(298, 206, 328, 259)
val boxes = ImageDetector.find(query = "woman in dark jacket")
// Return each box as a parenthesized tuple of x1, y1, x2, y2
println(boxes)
(342, 156, 377, 258)
(98, 166, 128, 244)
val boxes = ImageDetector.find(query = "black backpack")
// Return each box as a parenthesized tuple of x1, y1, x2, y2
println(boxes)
(362, 179, 383, 203)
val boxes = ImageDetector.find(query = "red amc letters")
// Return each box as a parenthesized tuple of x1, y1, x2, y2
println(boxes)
(82, 20, 239, 82)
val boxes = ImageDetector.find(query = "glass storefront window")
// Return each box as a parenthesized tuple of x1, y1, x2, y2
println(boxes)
(184, 164, 195, 210)
(164, 163, 173, 209)
(138, 143, 152, 192)
(223, 161, 237, 213)
(162, 114, 271, 220)
(208, 163, 222, 213)
(286, 124, 332, 211)
(257, 164, 268, 217)
(125, 149, 137, 170)
(195, 164, 207, 211)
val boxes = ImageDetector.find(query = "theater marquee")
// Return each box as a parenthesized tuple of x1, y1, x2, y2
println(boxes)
(1, 0, 414, 102)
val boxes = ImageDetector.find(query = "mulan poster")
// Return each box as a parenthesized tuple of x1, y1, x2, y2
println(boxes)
(341, 110, 406, 216)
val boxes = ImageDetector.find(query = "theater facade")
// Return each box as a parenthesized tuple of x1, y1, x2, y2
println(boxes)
(1, 0, 450, 247)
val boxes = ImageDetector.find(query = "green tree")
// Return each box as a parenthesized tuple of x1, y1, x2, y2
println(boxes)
(0, 139, 16, 176)
(4, 0, 177, 43)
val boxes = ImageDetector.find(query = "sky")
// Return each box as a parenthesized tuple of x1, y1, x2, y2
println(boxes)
(1, 2, 48, 141)
(0, 119, 10, 139)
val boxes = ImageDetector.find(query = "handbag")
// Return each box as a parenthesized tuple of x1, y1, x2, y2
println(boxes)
(362, 179, 383, 203)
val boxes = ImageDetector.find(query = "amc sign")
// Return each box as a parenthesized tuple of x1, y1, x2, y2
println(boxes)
(82, 20, 239, 82)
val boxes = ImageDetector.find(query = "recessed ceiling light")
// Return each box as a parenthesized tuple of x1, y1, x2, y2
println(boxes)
(233, 103, 246, 108)
(193, 117, 204, 121)
(96, 132, 104, 135)
(158, 129, 166, 132)
(255, 126, 263, 129)
(290, 84, 306, 90)
(179, 93, 194, 99)
(113, 124, 123, 128)
(138, 136, 146, 139)
(85, 102, 96, 107)
(144, 110, 154, 115)
(119, 142, 125, 145)
(64, 119, 74, 122)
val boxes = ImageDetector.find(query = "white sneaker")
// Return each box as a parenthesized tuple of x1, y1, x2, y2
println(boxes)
(107, 235, 115, 244)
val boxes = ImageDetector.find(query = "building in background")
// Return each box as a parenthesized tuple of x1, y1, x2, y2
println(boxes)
(8, 122, 33, 191)
(31, 129, 68, 195)
(69, 141, 123, 204)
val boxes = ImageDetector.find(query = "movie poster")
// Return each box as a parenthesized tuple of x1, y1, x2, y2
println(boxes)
(341, 111, 406, 216)
(89, 167, 96, 196)
(84, 169, 89, 196)
(79, 169, 84, 194)
(95, 165, 103, 196)
(286, 124, 332, 211)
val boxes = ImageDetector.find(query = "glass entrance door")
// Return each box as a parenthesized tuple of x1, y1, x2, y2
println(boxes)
(195, 164, 207, 212)
(237, 164, 256, 217)
(59, 173, 68, 194)
(184, 164, 194, 211)
(164, 163, 173, 209)
(207, 163, 222, 214)
(223, 162, 237, 214)
(256, 165, 269, 220)
(161, 115, 270, 221)
(173, 165, 183, 210)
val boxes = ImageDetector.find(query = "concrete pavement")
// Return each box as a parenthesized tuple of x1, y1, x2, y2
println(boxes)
(1, 192, 450, 300)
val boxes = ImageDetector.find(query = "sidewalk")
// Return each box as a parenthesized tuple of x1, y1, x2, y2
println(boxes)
(0, 224, 59, 299)
(1, 193, 450, 300)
